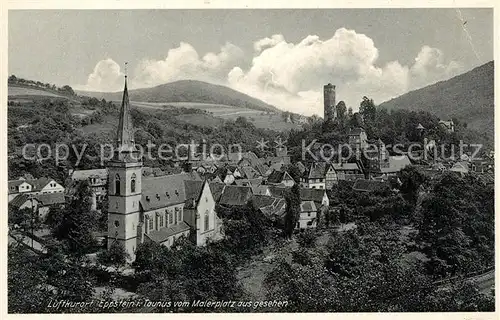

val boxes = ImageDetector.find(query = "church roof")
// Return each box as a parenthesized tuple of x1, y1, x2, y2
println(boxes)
(145, 221, 190, 244)
(141, 173, 193, 211)
(116, 77, 135, 149)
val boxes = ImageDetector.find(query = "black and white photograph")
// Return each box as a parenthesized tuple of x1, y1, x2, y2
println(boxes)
(5, 2, 497, 315)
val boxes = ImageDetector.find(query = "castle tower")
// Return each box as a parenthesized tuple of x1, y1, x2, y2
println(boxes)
(107, 74, 143, 261)
(323, 83, 336, 122)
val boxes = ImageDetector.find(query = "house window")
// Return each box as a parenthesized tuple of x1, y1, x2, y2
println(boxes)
(131, 173, 136, 193)
(307, 212, 311, 217)
(159, 213, 164, 228)
(115, 174, 120, 195)
(204, 211, 210, 231)
(148, 216, 154, 231)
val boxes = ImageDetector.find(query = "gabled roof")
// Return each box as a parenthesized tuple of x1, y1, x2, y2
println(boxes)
(10, 194, 31, 208)
(267, 170, 286, 184)
(300, 188, 326, 203)
(300, 200, 317, 212)
(252, 195, 286, 218)
(10, 192, 65, 208)
(352, 179, 390, 192)
(450, 161, 469, 173)
(35, 193, 66, 206)
(25, 178, 55, 192)
(141, 173, 193, 211)
(305, 162, 327, 179)
(70, 169, 108, 180)
(240, 166, 261, 179)
(268, 185, 288, 198)
(332, 162, 361, 171)
(251, 184, 270, 195)
(219, 185, 253, 206)
(8, 180, 29, 194)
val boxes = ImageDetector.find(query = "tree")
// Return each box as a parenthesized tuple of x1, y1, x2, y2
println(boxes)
(359, 96, 376, 123)
(50, 180, 98, 255)
(283, 184, 300, 238)
(97, 241, 129, 267)
(398, 165, 426, 204)
(60, 85, 75, 96)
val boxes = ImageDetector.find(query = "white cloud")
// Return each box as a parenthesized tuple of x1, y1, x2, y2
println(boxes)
(77, 58, 124, 92)
(79, 29, 462, 116)
(410, 45, 462, 89)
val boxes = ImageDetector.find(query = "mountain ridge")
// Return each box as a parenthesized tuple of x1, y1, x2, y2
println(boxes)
(76, 79, 279, 113)
(378, 61, 494, 138)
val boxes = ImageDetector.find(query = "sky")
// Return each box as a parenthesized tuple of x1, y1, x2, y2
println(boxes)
(8, 9, 494, 115)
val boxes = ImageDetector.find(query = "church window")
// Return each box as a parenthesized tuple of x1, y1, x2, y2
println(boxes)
(115, 174, 121, 195)
(114, 220, 120, 227)
(148, 216, 154, 231)
(169, 210, 173, 224)
(159, 213, 164, 228)
(131, 173, 136, 193)
(204, 211, 210, 231)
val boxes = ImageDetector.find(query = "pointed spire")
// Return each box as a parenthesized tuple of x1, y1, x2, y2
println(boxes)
(116, 64, 134, 150)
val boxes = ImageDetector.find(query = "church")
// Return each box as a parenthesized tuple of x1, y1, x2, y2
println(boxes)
(107, 75, 223, 261)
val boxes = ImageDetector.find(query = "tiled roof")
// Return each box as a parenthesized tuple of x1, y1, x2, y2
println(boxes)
(10, 194, 30, 208)
(145, 221, 190, 243)
(141, 173, 193, 211)
(70, 169, 108, 180)
(209, 182, 226, 203)
(300, 188, 326, 203)
(252, 195, 286, 218)
(352, 179, 390, 192)
(267, 170, 285, 184)
(306, 162, 327, 179)
(332, 162, 361, 171)
(184, 180, 205, 208)
(219, 185, 253, 206)
(240, 166, 261, 179)
(35, 193, 66, 206)
(268, 185, 288, 198)
(8, 180, 27, 194)
(252, 184, 270, 195)
(300, 200, 317, 212)
(26, 178, 52, 192)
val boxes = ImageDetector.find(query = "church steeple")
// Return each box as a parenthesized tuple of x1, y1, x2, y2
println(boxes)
(116, 72, 134, 150)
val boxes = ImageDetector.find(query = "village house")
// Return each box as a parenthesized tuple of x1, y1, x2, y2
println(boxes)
(9, 192, 66, 222)
(218, 185, 253, 207)
(267, 170, 295, 187)
(301, 162, 327, 189)
(297, 201, 317, 229)
(331, 161, 365, 184)
(8, 177, 65, 202)
(251, 194, 286, 224)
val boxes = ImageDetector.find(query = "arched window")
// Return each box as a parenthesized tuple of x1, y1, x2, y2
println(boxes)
(204, 211, 210, 231)
(115, 174, 121, 195)
(131, 173, 137, 193)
